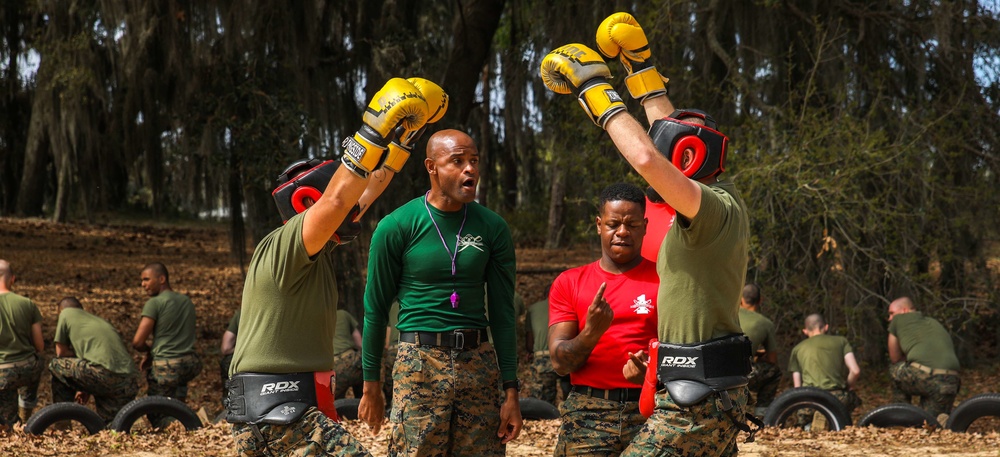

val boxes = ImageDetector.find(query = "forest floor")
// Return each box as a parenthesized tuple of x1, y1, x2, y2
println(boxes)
(0, 216, 998, 456)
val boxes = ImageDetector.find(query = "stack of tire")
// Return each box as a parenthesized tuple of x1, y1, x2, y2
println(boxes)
(762, 388, 1000, 432)
(24, 396, 202, 435)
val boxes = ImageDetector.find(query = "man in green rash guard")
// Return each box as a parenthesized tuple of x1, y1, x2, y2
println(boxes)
(358, 129, 523, 455)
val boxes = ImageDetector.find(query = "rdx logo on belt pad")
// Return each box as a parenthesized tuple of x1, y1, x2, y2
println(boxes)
(260, 381, 300, 395)
(660, 356, 699, 368)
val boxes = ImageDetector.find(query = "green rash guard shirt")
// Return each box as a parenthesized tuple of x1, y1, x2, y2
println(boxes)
(333, 309, 359, 356)
(527, 300, 550, 353)
(55, 308, 137, 375)
(656, 181, 750, 344)
(888, 312, 960, 371)
(738, 308, 777, 354)
(363, 196, 517, 382)
(230, 211, 339, 375)
(141, 290, 197, 360)
(0, 292, 42, 363)
(787, 334, 852, 390)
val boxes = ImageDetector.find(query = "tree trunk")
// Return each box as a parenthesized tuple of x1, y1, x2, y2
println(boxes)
(442, 0, 505, 125)
(545, 160, 566, 249)
(17, 90, 52, 217)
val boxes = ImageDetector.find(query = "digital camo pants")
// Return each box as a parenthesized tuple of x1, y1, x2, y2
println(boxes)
(0, 356, 43, 425)
(232, 407, 372, 457)
(747, 361, 781, 410)
(332, 349, 363, 399)
(49, 357, 139, 422)
(389, 341, 505, 457)
(620, 386, 749, 457)
(554, 392, 646, 457)
(147, 353, 202, 400)
(528, 354, 561, 405)
(890, 361, 961, 417)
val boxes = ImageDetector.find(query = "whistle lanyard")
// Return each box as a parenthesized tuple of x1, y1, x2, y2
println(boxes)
(423, 192, 467, 308)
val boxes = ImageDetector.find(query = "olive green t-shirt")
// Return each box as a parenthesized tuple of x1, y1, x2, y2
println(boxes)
(657, 181, 750, 343)
(231, 211, 339, 375)
(888, 311, 960, 371)
(527, 299, 550, 353)
(386, 300, 400, 347)
(333, 309, 360, 356)
(141, 290, 197, 360)
(55, 307, 137, 375)
(788, 334, 852, 390)
(226, 310, 241, 335)
(0, 292, 42, 363)
(738, 308, 777, 354)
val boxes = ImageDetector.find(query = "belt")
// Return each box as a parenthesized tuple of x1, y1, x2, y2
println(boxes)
(399, 329, 484, 350)
(152, 353, 199, 367)
(533, 350, 550, 357)
(910, 362, 959, 376)
(572, 385, 642, 402)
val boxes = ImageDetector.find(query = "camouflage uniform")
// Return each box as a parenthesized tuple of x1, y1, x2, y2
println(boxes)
(148, 353, 202, 399)
(389, 341, 504, 457)
(232, 407, 371, 457)
(0, 356, 43, 425)
(746, 360, 781, 412)
(49, 357, 139, 422)
(381, 344, 398, 403)
(528, 352, 560, 404)
(554, 392, 646, 456)
(620, 386, 749, 457)
(332, 349, 362, 399)
(890, 361, 960, 417)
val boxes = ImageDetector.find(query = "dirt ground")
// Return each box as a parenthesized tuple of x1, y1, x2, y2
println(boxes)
(1, 217, 998, 456)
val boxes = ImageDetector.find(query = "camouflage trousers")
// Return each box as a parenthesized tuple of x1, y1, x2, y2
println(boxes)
(794, 388, 861, 427)
(389, 341, 505, 457)
(890, 361, 961, 417)
(0, 355, 43, 425)
(746, 361, 781, 410)
(49, 357, 140, 422)
(382, 345, 398, 403)
(528, 354, 561, 405)
(232, 406, 372, 456)
(147, 353, 202, 400)
(332, 350, 362, 399)
(554, 391, 647, 457)
(620, 386, 749, 457)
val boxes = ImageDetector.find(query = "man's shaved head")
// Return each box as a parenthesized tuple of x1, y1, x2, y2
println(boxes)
(0, 259, 11, 282)
(426, 129, 475, 160)
(59, 296, 84, 310)
(804, 314, 826, 331)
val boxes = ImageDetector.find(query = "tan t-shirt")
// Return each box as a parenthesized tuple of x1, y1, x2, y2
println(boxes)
(0, 292, 42, 363)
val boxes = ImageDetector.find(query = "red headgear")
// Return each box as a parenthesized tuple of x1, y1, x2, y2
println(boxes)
(648, 109, 729, 180)
(271, 159, 338, 223)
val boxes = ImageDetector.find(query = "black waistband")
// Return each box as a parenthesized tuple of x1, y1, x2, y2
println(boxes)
(226, 372, 316, 425)
(572, 385, 642, 402)
(398, 329, 485, 350)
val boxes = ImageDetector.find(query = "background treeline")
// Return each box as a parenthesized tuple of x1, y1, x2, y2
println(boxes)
(1, 0, 998, 365)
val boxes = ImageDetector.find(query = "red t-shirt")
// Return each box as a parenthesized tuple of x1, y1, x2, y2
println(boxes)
(641, 197, 676, 262)
(548, 259, 660, 389)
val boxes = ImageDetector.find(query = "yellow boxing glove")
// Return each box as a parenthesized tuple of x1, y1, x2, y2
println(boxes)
(384, 78, 449, 173)
(595, 12, 669, 104)
(342, 78, 428, 178)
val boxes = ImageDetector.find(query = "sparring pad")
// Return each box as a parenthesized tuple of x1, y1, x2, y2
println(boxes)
(272, 159, 338, 222)
(226, 372, 317, 425)
(649, 114, 728, 180)
(656, 334, 752, 390)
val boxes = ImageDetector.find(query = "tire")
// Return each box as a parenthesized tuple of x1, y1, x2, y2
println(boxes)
(763, 387, 852, 431)
(24, 402, 106, 435)
(335, 398, 361, 420)
(946, 393, 1000, 432)
(519, 397, 560, 420)
(110, 396, 203, 432)
(857, 403, 939, 428)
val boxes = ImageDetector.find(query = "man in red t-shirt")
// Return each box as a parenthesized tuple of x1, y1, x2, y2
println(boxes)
(548, 182, 659, 456)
